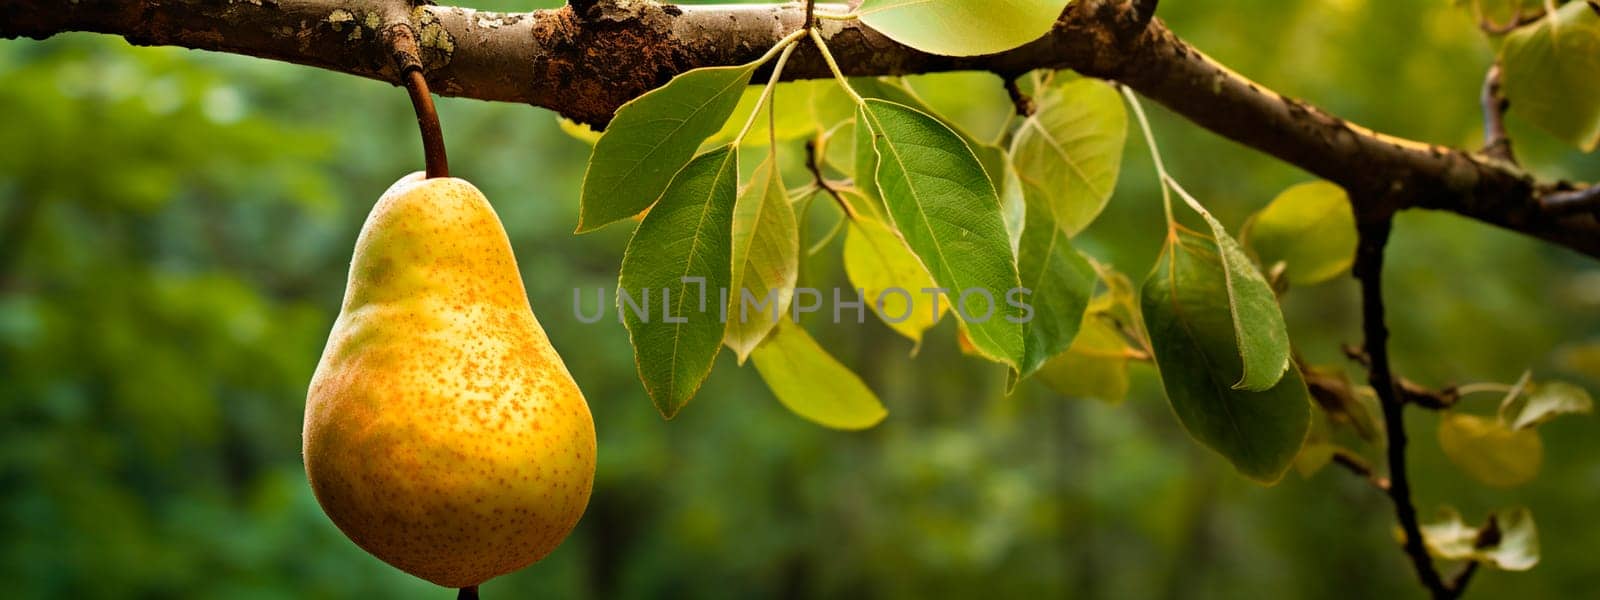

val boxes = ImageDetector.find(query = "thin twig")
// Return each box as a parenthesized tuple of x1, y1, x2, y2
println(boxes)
(1330, 448, 1390, 491)
(1478, 8, 1546, 35)
(1004, 74, 1034, 117)
(1354, 216, 1461, 600)
(1480, 62, 1514, 163)
(1341, 344, 1461, 410)
(805, 139, 857, 220)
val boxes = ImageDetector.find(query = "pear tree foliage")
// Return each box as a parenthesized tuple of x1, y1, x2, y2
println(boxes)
(574, 0, 1599, 583)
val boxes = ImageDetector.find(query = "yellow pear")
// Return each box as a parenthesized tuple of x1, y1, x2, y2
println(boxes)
(304, 172, 595, 588)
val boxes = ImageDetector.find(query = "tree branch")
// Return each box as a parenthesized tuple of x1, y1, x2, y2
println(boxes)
(1354, 215, 1468, 600)
(3, 0, 1598, 260)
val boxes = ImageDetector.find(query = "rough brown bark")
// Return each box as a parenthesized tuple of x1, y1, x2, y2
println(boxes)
(2, 0, 1597, 259)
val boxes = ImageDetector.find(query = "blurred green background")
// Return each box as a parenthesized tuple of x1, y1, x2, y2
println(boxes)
(2, 0, 1598, 597)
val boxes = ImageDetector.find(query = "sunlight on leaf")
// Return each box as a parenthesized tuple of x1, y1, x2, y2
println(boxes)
(1420, 506, 1540, 571)
(1241, 181, 1356, 287)
(725, 155, 799, 363)
(1437, 412, 1542, 487)
(1009, 77, 1127, 236)
(1498, 380, 1594, 431)
(857, 0, 1073, 57)
(556, 117, 602, 145)
(844, 215, 946, 346)
(1500, 2, 1600, 151)
(1035, 313, 1134, 404)
(704, 83, 816, 148)
(750, 319, 888, 430)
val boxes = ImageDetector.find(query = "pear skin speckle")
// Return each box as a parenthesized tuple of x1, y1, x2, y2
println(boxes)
(304, 173, 595, 588)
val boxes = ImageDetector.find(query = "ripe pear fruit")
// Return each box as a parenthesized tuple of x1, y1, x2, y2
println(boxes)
(304, 172, 595, 588)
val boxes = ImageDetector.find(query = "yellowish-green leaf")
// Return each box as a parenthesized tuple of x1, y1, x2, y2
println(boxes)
(725, 155, 799, 363)
(750, 319, 888, 430)
(999, 158, 1026, 253)
(579, 64, 754, 232)
(1035, 313, 1134, 404)
(557, 117, 602, 145)
(1420, 506, 1540, 571)
(1294, 411, 1335, 478)
(1500, 2, 1600, 151)
(844, 215, 945, 345)
(1437, 412, 1543, 487)
(1499, 380, 1594, 430)
(1303, 365, 1383, 443)
(1009, 78, 1128, 236)
(704, 83, 817, 147)
(857, 0, 1073, 57)
(1241, 181, 1357, 286)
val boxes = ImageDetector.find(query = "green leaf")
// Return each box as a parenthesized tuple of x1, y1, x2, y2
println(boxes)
(1500, 380, 1594, 430)
(1192, 209, 1292, 391)
(854, 107, 883, 206)
(1014, 178, 1096, 379)
(843, 215, 946, 345)
(1141, 227, 1311, 483)
(862, 99, 1025, 366)
(1420, 506, 1540, 571)
(1437, 412, 1542, 487)
(1035, 313, 1134, 404)
(851, 78, 1006, 194)
(579, 64, 754, 232)
(1500, 2, 1600, 151)
(1241, 181, 1356, 286)
(857, 0, 1073, 57)
(618, 146, 740, 418)
(750, 319, 888, 430)
(1009, 77, 1128, 236)
(725, 155, 799, 363)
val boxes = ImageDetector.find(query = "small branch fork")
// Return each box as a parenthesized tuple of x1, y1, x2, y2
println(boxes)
(804, 139, 857, 220)
(1353, 214, 1471, 600)
(1480, 62, 1514, 164)
(1478, 7, 1547, 35)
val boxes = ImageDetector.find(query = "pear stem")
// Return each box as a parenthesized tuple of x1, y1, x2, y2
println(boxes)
(457, 585, 479, 599)
(404, 68, 450, 179)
